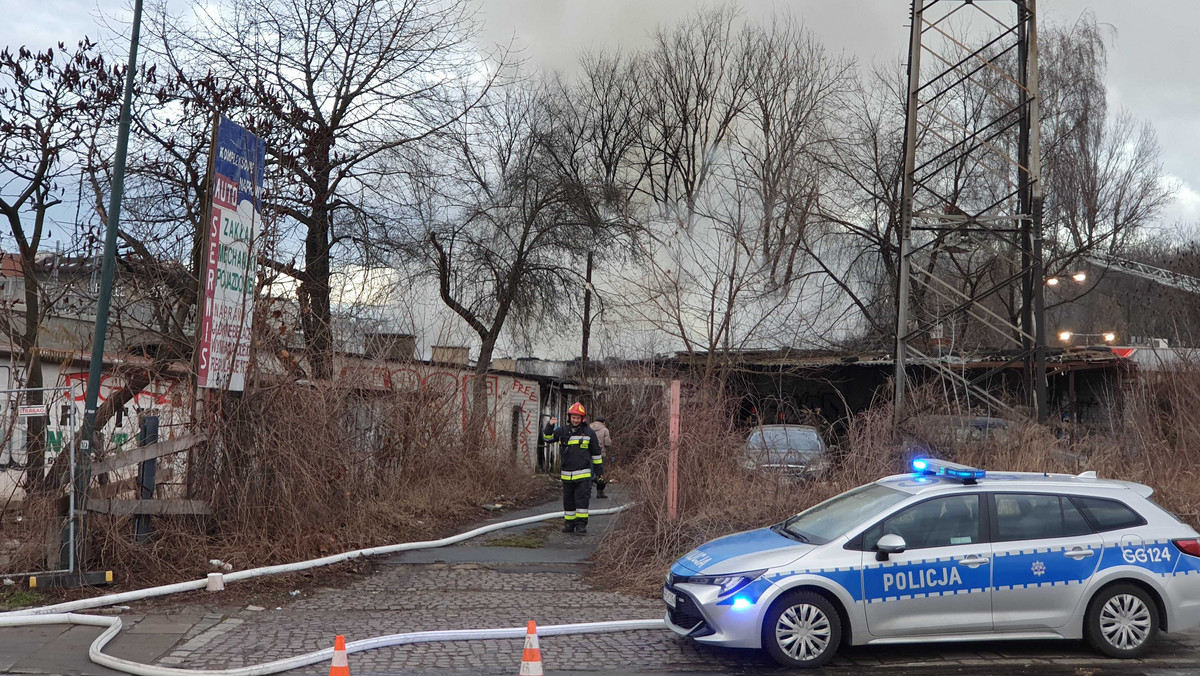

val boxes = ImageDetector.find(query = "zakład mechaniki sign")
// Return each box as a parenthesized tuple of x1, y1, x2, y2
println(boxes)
(197, 116, 264, 391)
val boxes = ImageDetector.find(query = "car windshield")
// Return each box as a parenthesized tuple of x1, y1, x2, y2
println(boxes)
(748, 428, 823, 453)
(780, 483, 907, 544)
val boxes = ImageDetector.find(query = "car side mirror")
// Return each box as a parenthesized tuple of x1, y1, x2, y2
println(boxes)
(875, 533, 907, 561)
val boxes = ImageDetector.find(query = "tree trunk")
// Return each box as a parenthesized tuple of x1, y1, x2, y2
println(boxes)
(19, 257, 47, 491)
(581, 251, 593, 380)
(301, 204, 333, 379)
(467, 334, 498, 453)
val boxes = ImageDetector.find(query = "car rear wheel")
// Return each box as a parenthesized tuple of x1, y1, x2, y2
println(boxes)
(1085, 583, 1159, 658)
(762, 590, 841, 669)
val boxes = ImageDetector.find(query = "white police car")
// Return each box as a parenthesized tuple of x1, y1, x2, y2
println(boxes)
(663, 459, 1200, 668)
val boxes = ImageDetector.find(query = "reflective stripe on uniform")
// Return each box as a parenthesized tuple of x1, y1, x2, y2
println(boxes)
(577, 509, 588, 517)
(561, 470, 592, 481)
(543, 433, 555, 441)
(564, 512, 577, 520)
(592, 456, 603, 464)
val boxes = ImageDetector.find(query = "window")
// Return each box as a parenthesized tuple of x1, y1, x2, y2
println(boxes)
(747, 427, 823, 453)
(782, 483, 908, 545)
(1072, 496, 1146, 532)
(863, 495, 982, 551)
(993, 493, 1093, 541)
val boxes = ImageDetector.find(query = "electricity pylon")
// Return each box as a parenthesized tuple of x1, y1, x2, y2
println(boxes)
(893, 0, 1047, 423)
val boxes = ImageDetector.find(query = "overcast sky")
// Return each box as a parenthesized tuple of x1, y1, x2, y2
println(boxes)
(5, 0, 1200, 229)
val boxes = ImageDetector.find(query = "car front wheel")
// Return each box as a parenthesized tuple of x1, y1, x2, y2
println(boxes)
(762, 590, 841, 668)
(1085, 583, 1159, 658)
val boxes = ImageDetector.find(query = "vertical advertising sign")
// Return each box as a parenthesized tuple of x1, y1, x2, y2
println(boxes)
(197, 116, 264, 391)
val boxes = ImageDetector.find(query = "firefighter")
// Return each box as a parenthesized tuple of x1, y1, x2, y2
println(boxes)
(543, 402, 602, 534)
(590, 416, 612, 499)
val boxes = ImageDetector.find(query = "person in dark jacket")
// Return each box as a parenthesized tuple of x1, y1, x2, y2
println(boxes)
(590, 417, 612, 499)
(543, 402, 602, 534)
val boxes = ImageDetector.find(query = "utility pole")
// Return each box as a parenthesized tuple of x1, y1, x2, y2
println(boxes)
(581, 252, 593, 368)
(73, 0, 144, 564)
(892, 0, 924, 418)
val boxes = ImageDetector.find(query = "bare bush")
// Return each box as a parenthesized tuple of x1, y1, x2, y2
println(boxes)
(595, 368, 1200, 596)
(592, 381, 901, 595)
(85, 377, 550, 582)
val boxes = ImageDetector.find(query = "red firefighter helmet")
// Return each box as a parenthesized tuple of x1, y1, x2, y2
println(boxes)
(568, 402, 586, 418)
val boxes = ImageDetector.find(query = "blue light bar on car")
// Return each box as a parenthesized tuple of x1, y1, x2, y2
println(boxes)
(912, 458, 985, 483)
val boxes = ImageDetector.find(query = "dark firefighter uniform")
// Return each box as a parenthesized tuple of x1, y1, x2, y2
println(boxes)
(543, 420, 603, 532)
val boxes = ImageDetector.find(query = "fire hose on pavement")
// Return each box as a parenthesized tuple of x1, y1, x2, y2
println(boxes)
(0, 505, 667, 676)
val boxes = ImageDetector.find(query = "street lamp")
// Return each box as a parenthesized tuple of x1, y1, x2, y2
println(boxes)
(1058, 331, 1072, 342)
(1046, 272, 1087, 286)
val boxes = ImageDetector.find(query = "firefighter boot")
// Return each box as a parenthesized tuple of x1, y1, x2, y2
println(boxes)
(575, 521, 587, 535)
(562, 520, 575, 533)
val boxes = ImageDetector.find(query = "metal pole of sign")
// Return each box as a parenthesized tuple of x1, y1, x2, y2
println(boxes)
(65, 389, 77, 572)
(75, 0, 144, 568)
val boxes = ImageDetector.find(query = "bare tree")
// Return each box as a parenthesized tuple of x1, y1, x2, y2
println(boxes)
(614, 14, 855, 373)
(147, 0, 496, 378)
(636, 6, 753, 225)
(1039, 14, 1173, 272)
(541, 50, 647, 366)
(0, 41, 115, 485)
(813, 14, 1172, 351)
(408, 83, 586, 442)
(737, 16, 855, 288)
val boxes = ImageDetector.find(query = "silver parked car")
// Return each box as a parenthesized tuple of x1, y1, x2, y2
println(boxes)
(663, 459, 1200, 668)
(742, 425, 829, 480)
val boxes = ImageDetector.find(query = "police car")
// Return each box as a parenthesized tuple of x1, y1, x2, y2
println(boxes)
(663, 459, 1200, 668)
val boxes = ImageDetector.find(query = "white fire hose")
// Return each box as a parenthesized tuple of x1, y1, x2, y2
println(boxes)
(0, 505, 667, 676)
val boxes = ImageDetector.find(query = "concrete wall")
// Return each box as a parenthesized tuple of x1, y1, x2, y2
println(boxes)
(338, 360, 543, 473)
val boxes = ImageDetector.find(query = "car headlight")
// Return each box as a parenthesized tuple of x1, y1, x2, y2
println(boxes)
(684, 569, 767, 597)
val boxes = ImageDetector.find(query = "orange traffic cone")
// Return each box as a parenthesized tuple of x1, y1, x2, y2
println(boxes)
(329, 634, 350, 676)
(518, 620, 543, 676)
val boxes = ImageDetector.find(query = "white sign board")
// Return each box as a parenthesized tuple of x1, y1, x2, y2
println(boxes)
(197, 116, 264, 391)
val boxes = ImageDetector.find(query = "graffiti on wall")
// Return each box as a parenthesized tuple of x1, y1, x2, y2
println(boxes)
(61, 372, 189, 452)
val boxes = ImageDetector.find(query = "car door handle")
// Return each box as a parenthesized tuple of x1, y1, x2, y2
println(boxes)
(1065, 547, 1096, 559)
(958, 556, 990, 568)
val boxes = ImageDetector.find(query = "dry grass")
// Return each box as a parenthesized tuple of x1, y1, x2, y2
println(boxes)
(592, 366, 1200, 597)
(78, 379, 553, 584)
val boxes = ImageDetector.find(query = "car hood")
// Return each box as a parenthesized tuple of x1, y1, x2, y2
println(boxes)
(670, 527, 816, 576)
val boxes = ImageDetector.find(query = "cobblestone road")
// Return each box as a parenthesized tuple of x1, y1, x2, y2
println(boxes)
(127, 493, 1200, 676)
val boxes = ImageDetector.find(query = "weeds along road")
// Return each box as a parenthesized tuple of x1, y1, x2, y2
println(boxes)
(5, 486, 1200, 675)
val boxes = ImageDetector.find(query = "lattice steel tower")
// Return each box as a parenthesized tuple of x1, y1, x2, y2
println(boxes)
(893, 0, 1047, 422)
